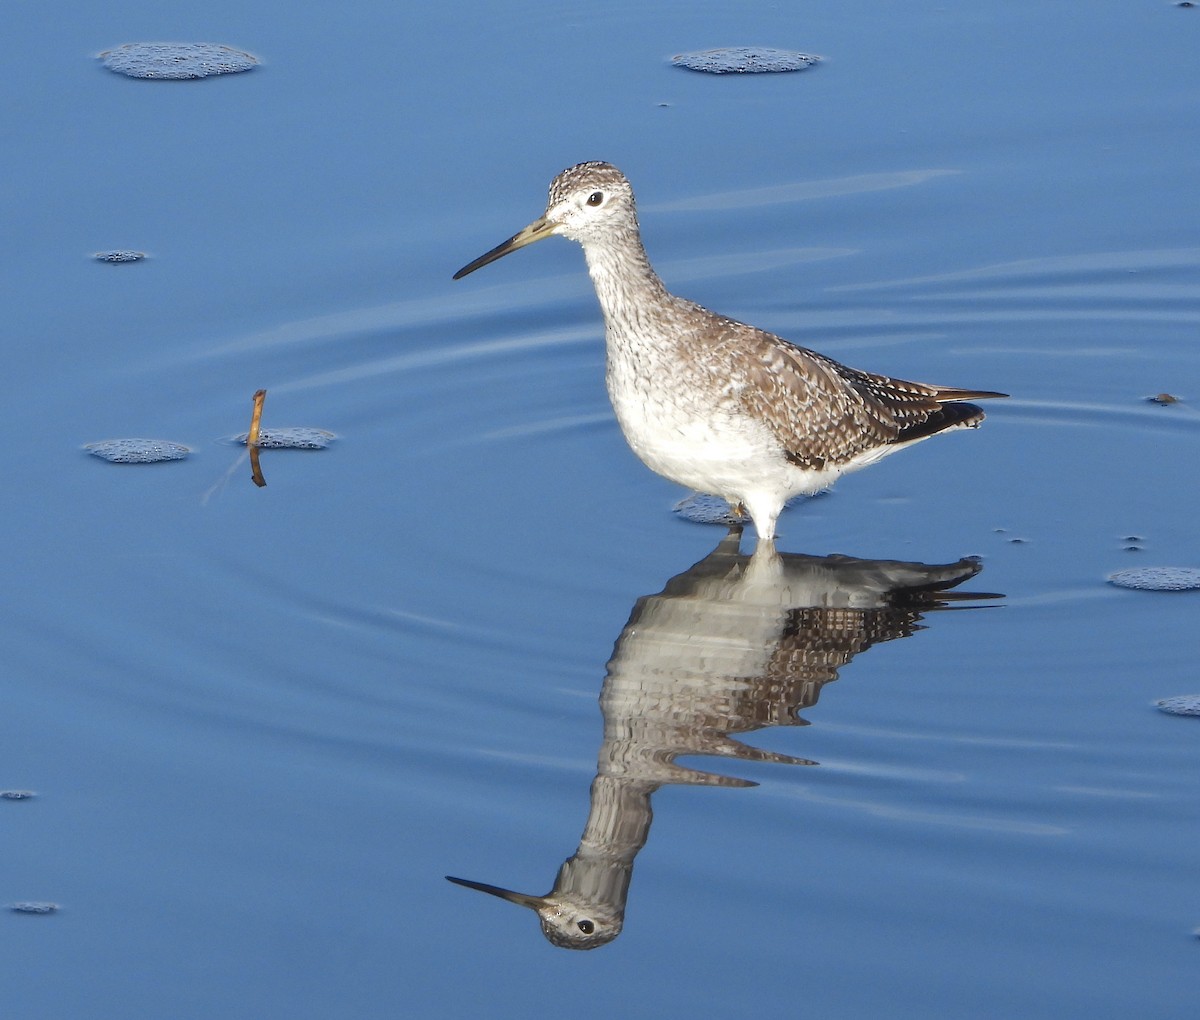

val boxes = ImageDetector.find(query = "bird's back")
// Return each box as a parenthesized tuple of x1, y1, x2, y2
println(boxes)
(673, 308, 1004, 471)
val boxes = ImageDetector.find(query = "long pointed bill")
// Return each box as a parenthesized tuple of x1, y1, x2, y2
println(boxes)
(445, 875, 548, 911)
(452, 216, 556, 280)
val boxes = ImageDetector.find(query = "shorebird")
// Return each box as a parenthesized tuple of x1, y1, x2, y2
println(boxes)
(454, 162, 1005, 540)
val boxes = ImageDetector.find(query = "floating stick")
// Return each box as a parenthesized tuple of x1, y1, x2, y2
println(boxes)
(248, 389, 267, 448)
(249, 389, 267, 487)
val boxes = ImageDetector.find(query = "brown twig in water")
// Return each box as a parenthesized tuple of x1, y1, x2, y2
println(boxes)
(250, 445, 266, 488)
(249, 389, 267, 487)
(248, 388, 267, 448)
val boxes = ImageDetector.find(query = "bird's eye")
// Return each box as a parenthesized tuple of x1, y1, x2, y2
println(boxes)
(577, 919, 595, 934)
(586, 191, 604, 207)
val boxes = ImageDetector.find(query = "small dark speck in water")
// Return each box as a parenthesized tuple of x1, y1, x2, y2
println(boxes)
(10, 902, 59, 915)
(233, 427, 335, 450)
(992, 528, 1028, 543)
(1156, 695, 1200, 717)
(100, 43, 259, 79)
(1, 790, 36, 800)
(1177, 2, 1194, 8)
(673, 493, 749, 526)
(671, 48, 821, 74)
(85, 439, 191, 464)
(1124, 545, 1143, 553)
(93, 250, 146, 263)
(1147, 393, 1178, 405)
(1108, 566, 1200, 591)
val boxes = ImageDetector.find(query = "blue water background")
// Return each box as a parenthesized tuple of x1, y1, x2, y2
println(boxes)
(3, 1, 1198, 1017)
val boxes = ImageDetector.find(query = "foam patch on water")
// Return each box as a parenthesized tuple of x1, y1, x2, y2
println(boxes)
(1108, 566, 1200, 591)
(10, 902, 58, 915)
(85, 439, 191, 463)
(673, 493, 749, 526)
(1156, 695, 1200, 717)
(93, 250, 146, 263)
(100, 43, 259, 80)
(234, 427, 335, 450)
(671, 48, 821, 74)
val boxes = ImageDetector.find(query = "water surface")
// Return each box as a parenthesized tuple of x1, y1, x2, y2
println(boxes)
(3, 2, 1198, 1017)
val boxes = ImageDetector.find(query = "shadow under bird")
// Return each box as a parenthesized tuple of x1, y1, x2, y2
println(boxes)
(454, 162, 1006, 541)
(447, 528, 998, 949)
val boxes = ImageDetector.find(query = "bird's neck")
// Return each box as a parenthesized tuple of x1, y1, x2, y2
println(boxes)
(578, 226, 672, 337)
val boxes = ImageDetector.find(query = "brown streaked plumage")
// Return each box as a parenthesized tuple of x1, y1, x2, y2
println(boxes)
(454, 162, 1006, 540)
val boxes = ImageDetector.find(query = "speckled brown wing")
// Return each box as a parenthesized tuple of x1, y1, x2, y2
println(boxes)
(720, 326, 910, 469)
(831, 359, 1003, 423)
(718, 322, 1002, 468)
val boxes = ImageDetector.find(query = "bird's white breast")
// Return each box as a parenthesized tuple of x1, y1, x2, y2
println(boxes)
(603, 324, 805, 499)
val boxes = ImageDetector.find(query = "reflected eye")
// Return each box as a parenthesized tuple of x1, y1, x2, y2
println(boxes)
(586, 191, 604, 207)
(577, 919, 595, 934)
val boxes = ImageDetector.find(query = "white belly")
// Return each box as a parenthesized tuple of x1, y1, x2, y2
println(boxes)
(606, 355, 842, 503)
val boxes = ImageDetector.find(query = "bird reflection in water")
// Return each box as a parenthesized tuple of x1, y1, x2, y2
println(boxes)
(447, 528, 1000, 949)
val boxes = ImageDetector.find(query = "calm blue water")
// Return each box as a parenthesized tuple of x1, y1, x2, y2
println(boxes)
(4, 2, 1199, 1017)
